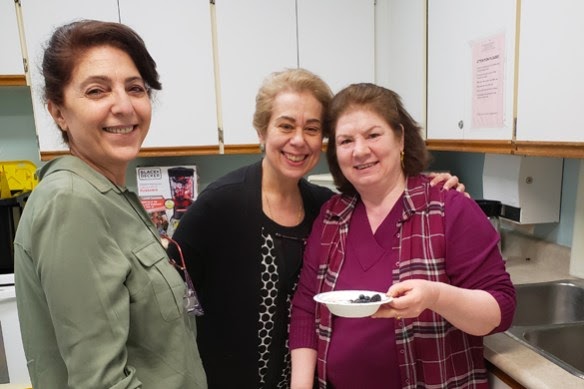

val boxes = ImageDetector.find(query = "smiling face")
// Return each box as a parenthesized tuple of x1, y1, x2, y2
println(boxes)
(48, 45, 151, 184)
(334, 108, 404, 195)
(259, 91, 324, 184)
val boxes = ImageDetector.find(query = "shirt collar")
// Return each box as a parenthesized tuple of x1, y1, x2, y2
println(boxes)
(38, 155, 120, 194)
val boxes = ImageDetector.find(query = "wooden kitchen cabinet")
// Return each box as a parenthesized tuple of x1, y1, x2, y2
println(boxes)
(426, 0, 517, 144)
(487, 361, 525, 389)
(0, 0, 26, 85)
(515, 0, 584, 154)
(119, 0, 219, 151)
(19, 0, 120, 155)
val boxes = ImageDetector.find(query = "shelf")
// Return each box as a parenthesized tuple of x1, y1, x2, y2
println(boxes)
(426, 140, 514, 155)
(426, 139, 584, 159)
(38, 140, 584, 161)
(40, 145, 262, 161)
(514, 141, 584, 159)
(0, 75, 26, 86)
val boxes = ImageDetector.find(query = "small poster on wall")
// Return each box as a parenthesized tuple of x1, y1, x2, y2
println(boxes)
(471, 32, 505, 129)
(136, 165, 198, 237)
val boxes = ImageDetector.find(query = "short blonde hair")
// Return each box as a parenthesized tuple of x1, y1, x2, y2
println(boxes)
(253, 68, 333, 138)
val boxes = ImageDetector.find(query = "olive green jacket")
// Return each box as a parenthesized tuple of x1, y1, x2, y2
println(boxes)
(14, 156, 207, 389)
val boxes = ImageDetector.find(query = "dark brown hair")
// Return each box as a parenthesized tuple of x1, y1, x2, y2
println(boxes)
(42, 20, 161, 142)
(326, 83, 431, 195)
(253, 68, 333, 139)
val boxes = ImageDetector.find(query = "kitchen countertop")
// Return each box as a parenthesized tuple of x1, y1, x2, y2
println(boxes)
(484, 232, 584, 388)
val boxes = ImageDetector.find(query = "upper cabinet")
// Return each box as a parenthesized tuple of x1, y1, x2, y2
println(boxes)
(214, 0, 298, 147)
(20, 0, 218, 155)
(375, 0, 427, 130)
(426, 0, 517, 141)
(215, 0, 375, 148)
(19, 0, 119, 154)
(296, 0, 375, 94)
(516, 0, 584, 144)
(424, 0, 584, 156)
(18, 0, 581, 158)
(17, 0, 375, 157)
(0, 0, 26, 84)
(118, 0, 218, 149)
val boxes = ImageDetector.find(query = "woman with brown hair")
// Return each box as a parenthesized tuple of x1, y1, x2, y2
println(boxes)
(290, 83, 515, 389)
(14, 20, 207, 389)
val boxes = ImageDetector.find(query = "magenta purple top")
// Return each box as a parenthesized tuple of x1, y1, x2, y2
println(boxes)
(290, 178, 516, 388)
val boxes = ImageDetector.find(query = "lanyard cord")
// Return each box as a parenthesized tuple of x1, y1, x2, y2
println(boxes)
(111, 182, 204, 316)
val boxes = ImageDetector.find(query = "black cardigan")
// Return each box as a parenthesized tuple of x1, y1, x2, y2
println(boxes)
(170, 160, 333, 388)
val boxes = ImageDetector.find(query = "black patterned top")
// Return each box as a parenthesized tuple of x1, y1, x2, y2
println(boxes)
(169, 160, 333, 388)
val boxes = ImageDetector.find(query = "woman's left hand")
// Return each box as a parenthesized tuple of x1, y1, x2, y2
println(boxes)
(427, 172, 470, 198)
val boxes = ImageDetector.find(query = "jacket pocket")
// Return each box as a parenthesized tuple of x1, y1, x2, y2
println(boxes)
(133, 241, 184, 321)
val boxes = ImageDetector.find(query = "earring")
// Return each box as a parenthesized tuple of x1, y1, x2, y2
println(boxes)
(400, 150, 405, 169)
(260, 143, 265, 153)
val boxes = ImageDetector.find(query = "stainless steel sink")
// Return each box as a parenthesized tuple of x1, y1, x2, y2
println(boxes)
(512, 280, 584, 326)
(523, 325, 584, 372)
(506, 279, 584, 379)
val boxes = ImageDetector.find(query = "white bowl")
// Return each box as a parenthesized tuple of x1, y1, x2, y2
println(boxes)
(313, 290, 392, 318)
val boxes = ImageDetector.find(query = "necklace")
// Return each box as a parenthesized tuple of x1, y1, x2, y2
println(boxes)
(264, 190, 304, 225)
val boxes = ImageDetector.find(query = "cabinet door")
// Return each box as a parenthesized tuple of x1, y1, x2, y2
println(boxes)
(297, 0, 375, 94)
(376, 0, 426, 129)
(488, 371, 513, 389)
(20, 0, 119, 153)
(215, 0, 298, 145)
(427, 0, 516, 140)
(119, 0, 218, 148)
(215, 0, 297, 146)
(516, 0, 584, 142)
(0, 0, 25, 76)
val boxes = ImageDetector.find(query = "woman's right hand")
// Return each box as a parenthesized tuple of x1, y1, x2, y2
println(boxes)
(373, 279, 501, 336)
(372, 279, 439, 320)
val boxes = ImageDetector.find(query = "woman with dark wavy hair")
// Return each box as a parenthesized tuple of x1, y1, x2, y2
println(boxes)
(14, 20, 207, 389)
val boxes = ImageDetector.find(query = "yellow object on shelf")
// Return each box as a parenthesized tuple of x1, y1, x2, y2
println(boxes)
(0, 160, 38, 194)
(0, 170, 10, 199)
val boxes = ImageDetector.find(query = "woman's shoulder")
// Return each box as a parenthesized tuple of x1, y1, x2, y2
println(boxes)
(202, 162, 254, 190)
(31, 168, 96, 204)
(195, 163, 260, 211)
(34, 156, 113, 200)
